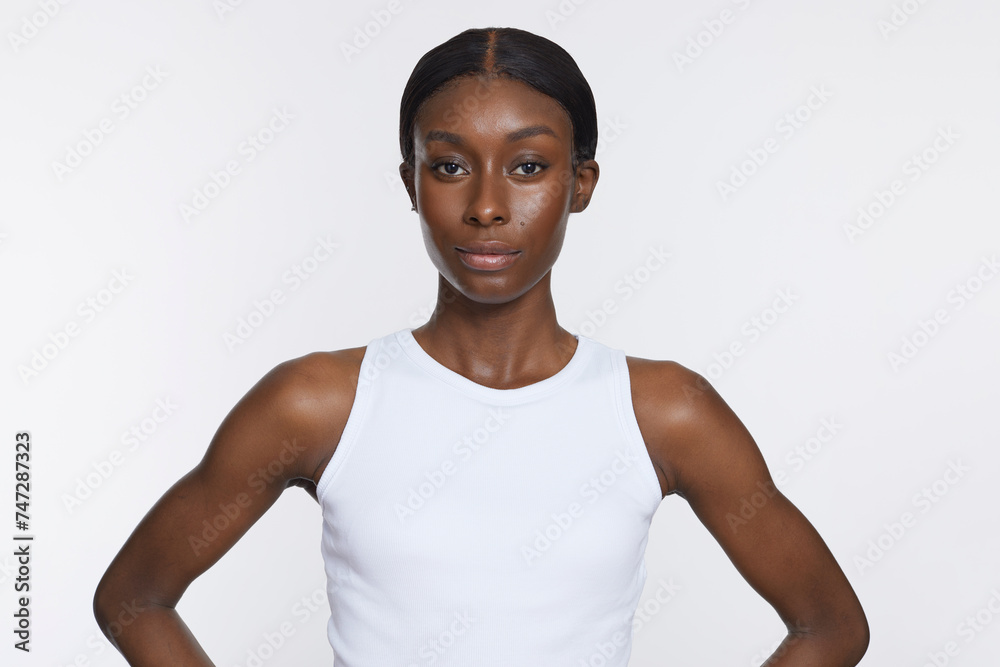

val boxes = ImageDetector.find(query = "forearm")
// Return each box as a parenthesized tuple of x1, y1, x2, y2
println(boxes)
(96, 598, 214, 666)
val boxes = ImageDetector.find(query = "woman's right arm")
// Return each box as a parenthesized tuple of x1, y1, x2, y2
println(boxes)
(93, 351, 357, 665)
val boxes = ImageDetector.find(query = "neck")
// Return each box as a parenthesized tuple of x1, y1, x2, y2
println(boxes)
(410, 272, 578, 390)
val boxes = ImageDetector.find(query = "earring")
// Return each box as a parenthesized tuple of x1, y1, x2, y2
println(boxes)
(411, 204, 416, 211)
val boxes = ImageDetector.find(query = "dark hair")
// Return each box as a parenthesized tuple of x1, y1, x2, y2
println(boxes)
(399, 27, 598, 169)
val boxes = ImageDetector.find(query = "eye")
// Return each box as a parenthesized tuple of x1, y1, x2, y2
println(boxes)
(432, 161, 468, 177)
(511, 161, 546, 177)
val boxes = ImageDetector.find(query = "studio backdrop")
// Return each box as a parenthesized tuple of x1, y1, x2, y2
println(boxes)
(2, 0, 998, 665)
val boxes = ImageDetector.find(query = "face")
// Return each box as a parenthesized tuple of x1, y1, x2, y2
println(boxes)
(400, 75, 599, 305)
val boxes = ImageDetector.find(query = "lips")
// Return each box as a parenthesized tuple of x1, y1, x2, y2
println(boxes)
(455, 242, 522, 271)
(455, 240, 520, 255)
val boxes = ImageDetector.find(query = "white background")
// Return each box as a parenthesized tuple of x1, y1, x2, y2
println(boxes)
(2, 0, 999, 665)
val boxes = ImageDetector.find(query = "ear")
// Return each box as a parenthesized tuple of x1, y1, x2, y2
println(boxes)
(398, 161, 416, 209)
(569, 159, 599, 213)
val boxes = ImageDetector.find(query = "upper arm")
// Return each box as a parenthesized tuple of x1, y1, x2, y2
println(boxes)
(630, 359, 868, 645)
(96, 350, 360, 610)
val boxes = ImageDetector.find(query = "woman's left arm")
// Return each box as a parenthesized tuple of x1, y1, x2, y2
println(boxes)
(633, 361, 870, 665)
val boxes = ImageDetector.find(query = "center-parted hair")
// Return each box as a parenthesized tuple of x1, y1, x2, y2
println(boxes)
(399, 27, 598, 169)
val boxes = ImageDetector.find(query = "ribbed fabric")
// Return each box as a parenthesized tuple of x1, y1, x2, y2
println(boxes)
(317, 328, 663, 666)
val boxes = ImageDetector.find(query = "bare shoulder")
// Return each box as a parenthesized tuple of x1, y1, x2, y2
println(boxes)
(280, 345, 367, 486)
(625, 355, 743, 499)
(625, 356, 708, 419)
(226, 345, 368, 491)
(270, 345, 367, 398)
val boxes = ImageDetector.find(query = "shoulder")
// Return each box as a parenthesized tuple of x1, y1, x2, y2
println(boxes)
(625, 355, 746, 498)
(219, 345, 368, 487)
(625, 355, 716, 430)
(266, 346, 367, 404)
(248, 346, 367, 420)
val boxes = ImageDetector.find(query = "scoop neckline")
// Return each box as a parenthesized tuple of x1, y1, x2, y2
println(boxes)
(394, 328, 592, 404)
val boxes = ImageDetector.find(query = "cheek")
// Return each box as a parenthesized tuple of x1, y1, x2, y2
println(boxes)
(419, 219, 446, 255)
(418, 179, 464, 218)
(514, 178, 572, 220)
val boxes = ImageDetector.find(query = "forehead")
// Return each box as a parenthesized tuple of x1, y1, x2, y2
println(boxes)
(414, 76, 573, 143)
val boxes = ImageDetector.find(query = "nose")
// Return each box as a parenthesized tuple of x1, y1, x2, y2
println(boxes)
(464, 169, 509, 227)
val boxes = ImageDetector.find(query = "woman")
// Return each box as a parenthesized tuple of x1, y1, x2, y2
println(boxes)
(94, 26, 869, 665)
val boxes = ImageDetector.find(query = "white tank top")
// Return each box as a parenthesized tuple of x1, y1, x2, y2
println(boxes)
(317, 327, 663, 666)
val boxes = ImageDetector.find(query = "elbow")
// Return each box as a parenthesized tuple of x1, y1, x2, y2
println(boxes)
(817, 605, 870, 665)
(92, 575, 120, 641)
(93, 572, 149, 644)
(835, 593, 871, 664)
(786, 605, 870, 665)
(843, 611, 870, 664)
(93, 584, 112, 639)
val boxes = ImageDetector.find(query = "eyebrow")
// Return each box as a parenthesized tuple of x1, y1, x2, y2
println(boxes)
(423, 124, 559, 147)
